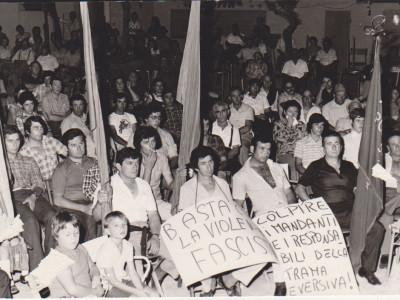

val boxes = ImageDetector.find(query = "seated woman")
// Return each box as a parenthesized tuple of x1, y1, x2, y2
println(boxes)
(295, 131, 384, 285)
(178, 146, 240, 296)
(48, 212, 104, 298)
(273, 100, 307, 181)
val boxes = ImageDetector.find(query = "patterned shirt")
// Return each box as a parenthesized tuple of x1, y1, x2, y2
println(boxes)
(273, 118, 307, 157)
(294, 134, 325, 169)
(9, 153, 45, 191)
(83, 163, 100, 201)
(19, 135, 68, 180)
(245, 60, 268, 79)
(15, 111, 44, 137)
(164, 103, 183, 140)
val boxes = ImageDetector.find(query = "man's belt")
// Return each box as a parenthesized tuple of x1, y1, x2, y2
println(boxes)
(129, 225, 149, 255)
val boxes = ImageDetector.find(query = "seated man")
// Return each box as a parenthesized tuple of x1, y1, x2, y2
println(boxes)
(322, 83, 352, 131)
(233, 133, 295, 296)
(4, 125, 56, 270)
(19, 116, 68, 182)
(211, 101, 241, 174)
(282, 49, 309, 93)
(109, 92, 137, 151)
(379, 131, 400, 268)
(296, 131, 384, 285)
(162, 90, 183, 144)
(52, 129, 98, 241)
(228, 86, 254, 165)
(61, 95, 96, 158)
(276, 80, 302, 120)
(315, 76, 334, 107)
(335, 99, 363, 134)
(133, 126, 174, 221)
(141, 103, 178, 169)
(103, 148, 178, 281)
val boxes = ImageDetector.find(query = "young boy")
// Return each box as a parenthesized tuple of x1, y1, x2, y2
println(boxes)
(96, 211, 159, 297)
(49, 212, 104, 298)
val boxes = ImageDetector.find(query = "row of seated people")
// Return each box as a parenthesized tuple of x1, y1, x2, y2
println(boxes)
(0, 123, 392, 296)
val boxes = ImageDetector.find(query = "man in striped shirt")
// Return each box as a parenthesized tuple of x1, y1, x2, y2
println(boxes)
(294, 113, 327, 175)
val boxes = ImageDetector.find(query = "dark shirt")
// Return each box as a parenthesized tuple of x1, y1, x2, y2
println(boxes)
(164, 103, 183, 141)
(321, 89, 334, 107)
(298, 157, 358, 213)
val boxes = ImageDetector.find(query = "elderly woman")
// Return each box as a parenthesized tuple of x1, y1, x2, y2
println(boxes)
(179, 146, 240, 296)
(273, 100, 307, 181)
(295, 130, 384, 286)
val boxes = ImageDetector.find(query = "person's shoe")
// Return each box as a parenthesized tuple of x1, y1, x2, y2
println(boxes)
(39, 287, 50, 298)
(274, 282, 287, 296)
(19, 275, 28, 284)
(380, 255, 389, 269)
(10, 283, 19, 295)
(225, 282, 241, 296)
(358, 267, 381, 285)
(199, 289, 215, 297)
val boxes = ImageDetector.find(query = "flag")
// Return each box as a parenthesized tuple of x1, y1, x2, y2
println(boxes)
(349, 37, 383, 272)
(170, 1, 201, 214)
(80, 2, 109, 188)
(0, 125, 13, 217)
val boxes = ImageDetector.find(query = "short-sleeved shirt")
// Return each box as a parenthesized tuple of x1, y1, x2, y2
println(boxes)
(322, 99, 352, 127)
(243, 92, 270, 116)
(343, 130, 362, 169)
(302, 106, 322, 124)
(52, 156, 97, 202)
(96, 238, 134, 282)
(50, 245, 96, 298)
(139, 151, 171, 201)
(229, 103, 254, 129)
(108, 112, 137, 147)
(37, 54, 59, 71)
(19, 135, 68, 180)
(158, 127, 178, 159)
(282, 59, 309, 78)
(294, 134, 325, 169)
(111, 173, 157, 225)
(179, 175, 232, 211)
(298, 157, 358, 207)
(211, 121, 241, 149)
(316, 48, 337, 66)
(61, 113, 90, 136)
(233, 158, 291, 216)
(41, 92, 70, 121)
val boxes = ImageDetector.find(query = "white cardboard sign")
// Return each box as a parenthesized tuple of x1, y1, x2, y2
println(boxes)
(161, 197, 277, 287)
(253, 198, 359, 296)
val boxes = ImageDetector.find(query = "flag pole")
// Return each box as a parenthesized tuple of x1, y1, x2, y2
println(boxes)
(80, 3, 111, 220)
(170, 1, 201, 214)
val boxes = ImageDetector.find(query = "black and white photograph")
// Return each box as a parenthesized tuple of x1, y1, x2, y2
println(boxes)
(1, 0, 400, 298)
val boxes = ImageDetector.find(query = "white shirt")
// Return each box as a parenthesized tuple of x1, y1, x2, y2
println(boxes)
(11, 48, 35, 64)
(111, 174, 157, 225)
(211, 121, 241, 149)
(343, 130, 362, 169)
(233, 158, 291, 216)
(282, 59, 309, 78)
(322, 99, 352, 127)
(302, 105, 322, 124)
(108, 112, 137, 148)
(179, 175, 232, 211)
(226, 33, 244, 46)
(37, 54, 59, 71)
(229, 103, 254, 129)
(96, 238, 133, 282)
(243, 92, 270, 116)
(0, 46, 11, 59)
(158, 127, 178, 159)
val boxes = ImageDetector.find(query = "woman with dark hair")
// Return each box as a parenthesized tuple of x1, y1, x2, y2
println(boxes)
(144, 78, 164, 105)
(179, 145, 239, 296)
(273, 100, 307, 181)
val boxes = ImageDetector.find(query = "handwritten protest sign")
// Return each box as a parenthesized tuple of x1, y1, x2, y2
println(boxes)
(254, 198, 359, 296)
(161, 197, 276, 287)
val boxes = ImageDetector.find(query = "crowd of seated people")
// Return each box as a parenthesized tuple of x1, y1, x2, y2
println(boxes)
(2, 10, 400, 299)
